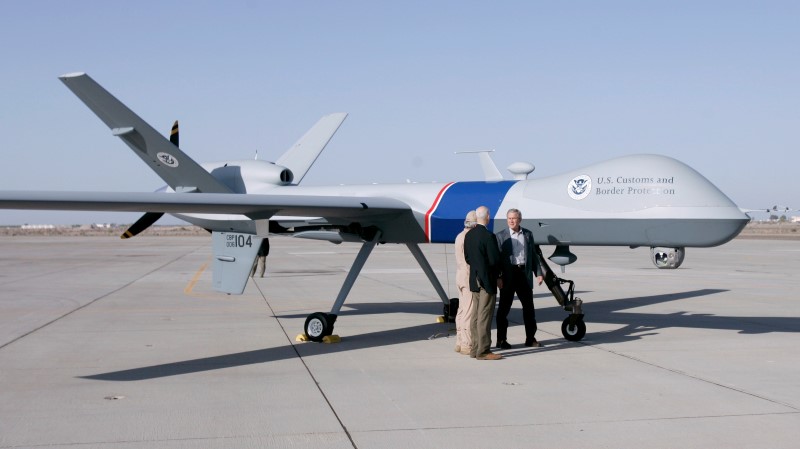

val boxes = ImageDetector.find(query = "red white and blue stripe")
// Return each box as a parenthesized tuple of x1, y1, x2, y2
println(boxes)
(424, 181, 517, 243)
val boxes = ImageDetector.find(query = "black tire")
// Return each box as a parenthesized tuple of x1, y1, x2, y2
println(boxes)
(304, 312, 333, 342)
(444, 298, 459, 323)
(561, 316, 586, 341)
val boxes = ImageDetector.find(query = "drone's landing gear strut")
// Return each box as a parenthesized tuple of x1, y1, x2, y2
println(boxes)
(302, 234, 377, 342)
(302, 237, 453, 342)
(536, 246, 586, 341)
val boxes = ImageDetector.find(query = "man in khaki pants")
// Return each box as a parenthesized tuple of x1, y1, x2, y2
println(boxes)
(464, 206, 503, 361)
(454, 210, 477, 355)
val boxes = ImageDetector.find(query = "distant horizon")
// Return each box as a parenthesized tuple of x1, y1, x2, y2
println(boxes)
(2, 213, 797, 228)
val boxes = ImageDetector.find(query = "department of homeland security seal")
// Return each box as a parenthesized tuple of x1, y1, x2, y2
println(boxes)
(156, 152, 179, 167)
(568, 174, 591, 200)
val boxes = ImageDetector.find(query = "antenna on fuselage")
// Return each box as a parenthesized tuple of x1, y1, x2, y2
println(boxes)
(455, 149, 504, 181)
(455, 149, 536, 181)
(507, 161, 535, 180)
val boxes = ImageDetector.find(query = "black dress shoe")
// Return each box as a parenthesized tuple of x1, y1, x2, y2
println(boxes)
(496, 340, 512, 350)
(524, 339, 542, 348)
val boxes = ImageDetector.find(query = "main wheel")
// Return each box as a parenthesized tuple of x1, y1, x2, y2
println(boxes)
(304, 312, 333, 342)
(561, 316, 586, 341)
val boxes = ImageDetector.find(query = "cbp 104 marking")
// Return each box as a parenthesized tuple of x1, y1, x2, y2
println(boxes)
(226, 234, 253, 248)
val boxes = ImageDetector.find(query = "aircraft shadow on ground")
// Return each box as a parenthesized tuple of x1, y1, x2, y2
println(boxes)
(80, 288, 800, 381)
(80, 320, 447, 382)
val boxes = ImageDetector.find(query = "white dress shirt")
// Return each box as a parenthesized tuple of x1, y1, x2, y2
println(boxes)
(510, 229, 526, 265)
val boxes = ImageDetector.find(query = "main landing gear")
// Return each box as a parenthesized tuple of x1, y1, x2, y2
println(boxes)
(535, 246, 586, 341)
(302, 232, 454, 342)
(304, 312, 336, 341)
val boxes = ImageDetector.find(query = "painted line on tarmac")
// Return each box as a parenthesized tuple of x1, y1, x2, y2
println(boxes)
(184, 261, 209, 295)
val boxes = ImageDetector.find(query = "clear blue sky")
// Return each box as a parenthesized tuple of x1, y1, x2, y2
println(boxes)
(0, 1, 797, 224)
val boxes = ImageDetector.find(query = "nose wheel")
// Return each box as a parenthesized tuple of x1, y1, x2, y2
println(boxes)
(561, 315, 586, 341)
(536, 245, 589, 342)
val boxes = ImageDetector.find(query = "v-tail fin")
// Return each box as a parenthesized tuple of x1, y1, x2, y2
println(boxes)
(59, 73, 231, 194)
(276, 112, 347, 184)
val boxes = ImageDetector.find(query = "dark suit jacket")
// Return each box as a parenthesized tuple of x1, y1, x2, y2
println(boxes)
(464, 224, 502, 294)
(495, 227, 543, 289)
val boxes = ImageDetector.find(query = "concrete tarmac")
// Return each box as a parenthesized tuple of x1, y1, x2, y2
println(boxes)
(0, 236, 798, 448)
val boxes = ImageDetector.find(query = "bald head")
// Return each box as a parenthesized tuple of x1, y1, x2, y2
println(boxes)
(475, 206, 490, 225)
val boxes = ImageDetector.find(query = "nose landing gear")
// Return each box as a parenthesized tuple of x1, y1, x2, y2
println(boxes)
(536, 246, 586, 342)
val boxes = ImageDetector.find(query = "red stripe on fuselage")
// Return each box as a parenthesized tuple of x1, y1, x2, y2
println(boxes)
(424, 182, 455, 242)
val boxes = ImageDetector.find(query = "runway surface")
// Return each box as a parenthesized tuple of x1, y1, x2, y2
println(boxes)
(1, 236, 798, 448)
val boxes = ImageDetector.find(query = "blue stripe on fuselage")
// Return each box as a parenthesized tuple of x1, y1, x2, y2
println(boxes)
(429, 181, 517, 243)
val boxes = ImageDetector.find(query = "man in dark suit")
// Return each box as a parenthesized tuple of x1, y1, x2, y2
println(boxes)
(463, 205, 503, 360)
(495, 208, 544, 348)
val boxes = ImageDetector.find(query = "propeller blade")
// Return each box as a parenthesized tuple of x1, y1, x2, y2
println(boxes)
(123, 121, 176, 238)
(170, 120, 179, 147)
(121, 212, 164, 239)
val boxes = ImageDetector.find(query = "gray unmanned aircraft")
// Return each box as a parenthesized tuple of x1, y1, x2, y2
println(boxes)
(0, 73, 750, 342)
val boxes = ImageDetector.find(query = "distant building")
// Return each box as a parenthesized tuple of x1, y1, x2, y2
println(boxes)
(21, 224, 56, 230)
(791, 216, 800, 223)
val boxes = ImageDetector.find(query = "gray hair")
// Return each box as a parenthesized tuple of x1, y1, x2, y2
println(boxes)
(464, 210, 477, 228)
